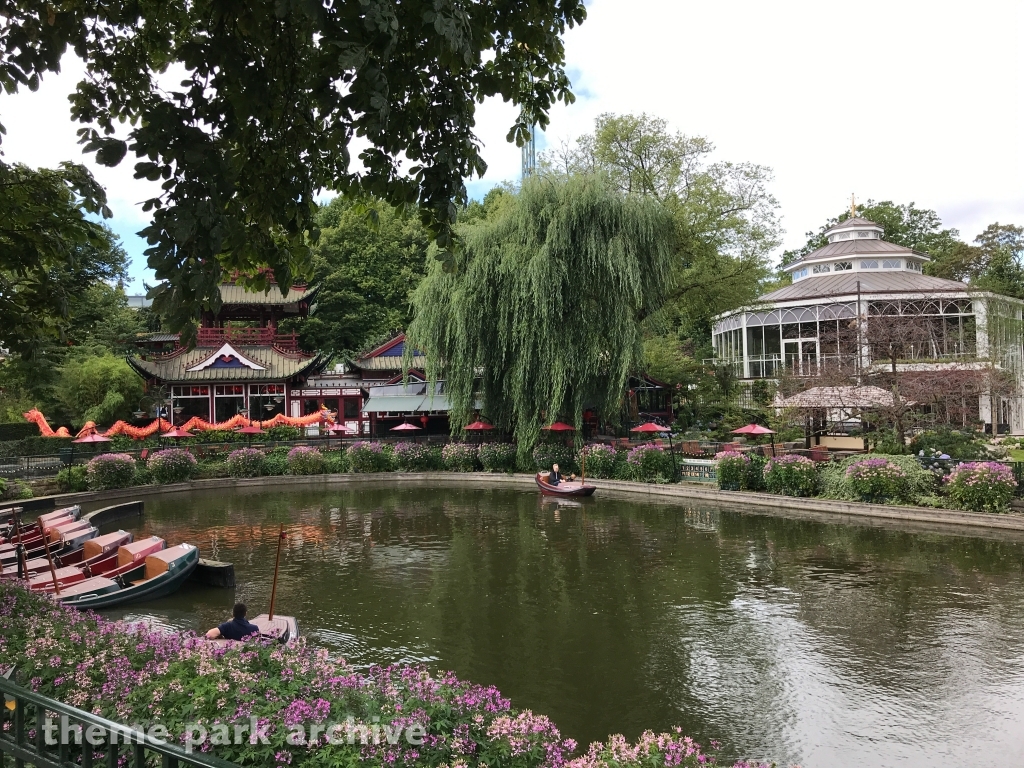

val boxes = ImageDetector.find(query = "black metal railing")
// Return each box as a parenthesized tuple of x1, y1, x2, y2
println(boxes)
(0, 675, 240, 768)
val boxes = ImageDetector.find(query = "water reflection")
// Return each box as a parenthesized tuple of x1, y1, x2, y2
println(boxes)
(97, 485, 1024, 768)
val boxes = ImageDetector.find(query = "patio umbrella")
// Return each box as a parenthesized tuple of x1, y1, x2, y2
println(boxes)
(630, 422, 677, 479)
(236, 424, 264, 448)
(731, 423, 776, 456)
(391, 422, 423, 432)
(72, 433, 112, 444)
(463, 421, 495, 431)
(161, 427, 194, 439)
(542, 422, 575, 432)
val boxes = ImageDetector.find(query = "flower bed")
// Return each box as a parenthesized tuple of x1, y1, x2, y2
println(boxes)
(626, 443, 669, 483)
(944, 461, 1017, 513)
(347, 441, 392, 473)
(147, 448, 199, 484)
(227, 447, 268, 478)
(844, 458, 910, 504)
(85, 453, 137, 490)
(714, 451, 749, 491)
(478, 443, 517, 473)
(578, 444, 618, 479)
(442, 442, 480, 472)
(763, 454, 816, 497)
(288, 446, 326, 475)
(393, 442, 443, 472)
(0, 584, 766, 768)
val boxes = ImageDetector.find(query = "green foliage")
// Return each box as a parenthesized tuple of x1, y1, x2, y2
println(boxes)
(441, 443, 480, 472)
(642, 335, 694, 387)
(196, 459, 230, 480)
(56, 465, 89, 493)
(909, 427, 989, 461)
(0, 423, 38, 441)
(478, 443, 517, 473)
(85, 453, 136, 490)
(147, 448, 198, 484)
(714, 451, 749, 491)
(392, 442, 443, 471)
(287, 446, 326, 475)
(0, 478, 32, 500)
(409, 175, 677, 459)
(625, 443, 673, 482)
(263, 426, 303, 442)
(54, 353, 144, 426)
(818, 454, 935, 503)
(744, 454, 768, 491)
(226, 448, 267, 478)
(291, 198, 428, 356)
(263, 451, 288, 476)
(763, 455, 817, 497)
(844, 458, 912, 504)
(346, 441, 393, 473)
(532, 442, 576, 473)
(578, 443, 619, 479)
(4, 0, 586, 336)
(323, 450, 348, 474)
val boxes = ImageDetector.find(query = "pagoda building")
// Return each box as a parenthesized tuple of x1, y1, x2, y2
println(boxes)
(128, 283, 327, 425)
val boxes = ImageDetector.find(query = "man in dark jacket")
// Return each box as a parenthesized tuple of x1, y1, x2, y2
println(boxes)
(206, 602, 260, 641)
(549, 463, 562, 485)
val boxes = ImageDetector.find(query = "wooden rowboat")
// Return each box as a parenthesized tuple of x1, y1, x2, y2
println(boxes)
(56, 543, 199, 609)
(535, 472, 596, 497)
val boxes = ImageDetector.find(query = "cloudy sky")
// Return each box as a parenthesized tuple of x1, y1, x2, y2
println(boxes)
(3, 0, 1022, 291)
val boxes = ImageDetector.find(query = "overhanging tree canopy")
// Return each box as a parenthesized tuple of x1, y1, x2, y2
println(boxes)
(406, 175, 677, 452)
(1, 0, 586, 337)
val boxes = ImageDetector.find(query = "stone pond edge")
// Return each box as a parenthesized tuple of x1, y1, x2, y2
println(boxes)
(5, 472, 1024, 535)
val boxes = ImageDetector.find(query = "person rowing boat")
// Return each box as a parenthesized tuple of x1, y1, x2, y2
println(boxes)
(205, 602, 260, 641)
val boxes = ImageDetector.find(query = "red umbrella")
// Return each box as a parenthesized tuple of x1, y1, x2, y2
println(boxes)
(543, 422, 575, 432)
(161, 427, 194, 439)
(236, 424, 264, 447)
(391, 422, 423, 432)
(731, 424, 775, 435)
(72, 433, 112, 444)
(630, 422, 669, 433)
(326, 422, 349, 433)
(463, 421, 495, 431)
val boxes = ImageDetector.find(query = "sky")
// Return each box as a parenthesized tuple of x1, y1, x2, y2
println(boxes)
(2, 0, 1022, 292)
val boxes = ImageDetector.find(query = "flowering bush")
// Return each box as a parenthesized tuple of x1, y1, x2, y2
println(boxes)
(288, 446, 326, 475)
(532, 442, 575, 473)
(763, 454, 816, 496)
(346, 441, 392, 473)
(714, 450, 749, 491)
(479, 443, 518, 473)
(442, 442, 480, 472)
(845, 458, 910, 503)
(945, 461, 1017, 513)
(578, 444, 618, 479)
(567, 730, 772, 768)
(85, 453, 137, 490)
(626, 443, 672, 482)
(226, 447, 267, 478)
(392, 441, 442, 471)
(147, 448, 198, 484)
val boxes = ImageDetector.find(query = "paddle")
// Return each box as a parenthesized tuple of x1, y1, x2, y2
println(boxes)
(268, 525, 285, 621)
(42, 535, 61, 596)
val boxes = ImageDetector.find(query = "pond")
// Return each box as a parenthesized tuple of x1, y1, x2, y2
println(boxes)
(93, 484, 1024, 768)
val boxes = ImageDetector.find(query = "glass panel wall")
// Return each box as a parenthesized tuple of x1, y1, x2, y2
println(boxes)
(214, 384, 246, 422)
(171, 385, 210, 424)
(249, 384, 285, 420)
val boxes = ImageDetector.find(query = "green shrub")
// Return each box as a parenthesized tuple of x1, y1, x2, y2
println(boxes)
(763, 454, 816, 496)
(578, 444, 618, 478)
(86, 453, 137, 490)
(324, 450, 348, 473)
(264, 451, 288, 475)
(714, 450, 749, 491)
(744, 454, 768, 491)
(287, 446, 325, 475)
(346, 441, 392, 472)
(625, 443, 673, 482)
(819, 454, 935, 503)
(944, 461, 1017, 513)
(147, 448, 198, 484)
(0, 478, 32, 500)
(910, 427, 989, 461)
(196, 460, 231, 479)
(442, 442, 480, 472)
(392, 442, 442, 471)
(532, 442, 576, 473)
(0, 423, 39, 441)
(226, 448, 267, 478)
(134, 465, 153, 485)
(845, 458, 911, 503)
(478, 443, 517, 472)
(56, 465, 89, 493)
(263, 426, 303, 441)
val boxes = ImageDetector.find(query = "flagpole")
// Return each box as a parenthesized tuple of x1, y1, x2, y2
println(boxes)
(268, 524, 284, 621)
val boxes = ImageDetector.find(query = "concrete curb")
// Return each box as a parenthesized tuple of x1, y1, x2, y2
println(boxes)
(4, 472, 1024, 536)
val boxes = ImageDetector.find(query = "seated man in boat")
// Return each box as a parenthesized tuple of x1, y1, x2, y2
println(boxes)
(205, 602, 260, 641)
(549, 463, 562, 486)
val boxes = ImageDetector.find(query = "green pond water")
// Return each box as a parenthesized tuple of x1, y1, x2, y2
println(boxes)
(92, 484, 1024, 768)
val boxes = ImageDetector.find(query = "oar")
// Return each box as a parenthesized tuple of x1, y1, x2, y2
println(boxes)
(581, 445, 586, 486)
(42, 535, 60, 596)
(268, 524, 285, 621)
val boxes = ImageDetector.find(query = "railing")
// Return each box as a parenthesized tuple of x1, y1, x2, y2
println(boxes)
(195, 327, 300, 350)
(0, 675, 240, 768)
(0, 455, 67, 479)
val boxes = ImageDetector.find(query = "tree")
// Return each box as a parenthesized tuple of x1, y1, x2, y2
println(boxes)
(0, 161, 125, 355)
(54, 352, 145, 426)
(543, 112, 781, 352)
(291, 197, 429, 357)
(2, 0, 587, 337)
(958, 223, 1024, 299)
(406, 174, 677, 453)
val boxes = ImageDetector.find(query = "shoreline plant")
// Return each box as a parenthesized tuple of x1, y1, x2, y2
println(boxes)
(578, 443, 618, 479)
(226, 447, 267, 478)
(714, 450, 749, 491)
(763, 454, 816, 497)
(288, 445, 326, 475)
(393, 442, 442, 472)
(442, 442, 480, 472)
(944, 461, 1017, 513)
(147, 448, 199, 484)
(85, 452, 137, 490)
(478, 443, 518, 473)
(347, 441, 392, 473)
(626, 443, 669, 483)
(844, 458, 910, 504)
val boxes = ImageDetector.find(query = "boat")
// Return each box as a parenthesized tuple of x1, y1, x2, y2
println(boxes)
(0, 522, 97, 567)
(535, 472, 597, 497)
(21, 531, 134, 582)
(250, 614, 299, 644)
(0, 507, 82, 543)
(56, 543, 199, 609)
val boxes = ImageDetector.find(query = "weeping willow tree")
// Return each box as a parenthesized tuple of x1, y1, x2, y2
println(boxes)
(406, 174, 678, 454)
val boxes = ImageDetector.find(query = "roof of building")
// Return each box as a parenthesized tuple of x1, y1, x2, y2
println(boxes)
(778, 385, 911, 410)
(352, 333, 427, 371)
(217, 284, 316, 307)
(128, 344, 324, 383)
(824, 216, 883, 233)
(790, 238, 925, 266)
(760, 271, 969, 303)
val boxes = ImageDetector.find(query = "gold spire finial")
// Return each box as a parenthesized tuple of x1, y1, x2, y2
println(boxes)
(850, 193, 856, 219)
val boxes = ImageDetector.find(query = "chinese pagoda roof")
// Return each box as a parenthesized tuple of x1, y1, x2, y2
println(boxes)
(128, 343, 326, 383)
(352, 333, 427, 371)
(217, 283, 317, 308)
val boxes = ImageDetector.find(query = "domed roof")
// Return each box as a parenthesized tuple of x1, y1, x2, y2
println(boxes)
(760, 270, 968, 302)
